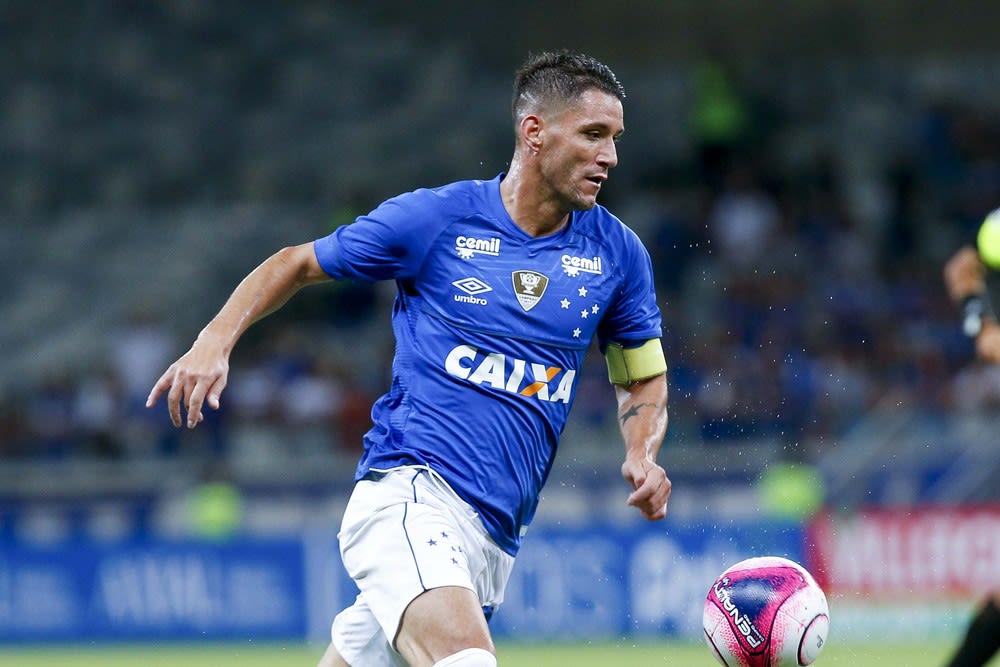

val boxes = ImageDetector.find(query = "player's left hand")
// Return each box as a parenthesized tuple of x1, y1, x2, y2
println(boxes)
(621, 457, 671, 521)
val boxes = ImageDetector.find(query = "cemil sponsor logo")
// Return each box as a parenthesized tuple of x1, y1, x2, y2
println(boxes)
(561, 254, 603, 277)
(452, 277, 492, 305)
(444, 344, 576, 403)
(455, 235, 501, 259)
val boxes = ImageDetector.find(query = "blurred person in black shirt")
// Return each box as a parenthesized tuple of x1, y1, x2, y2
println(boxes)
(942, 245, 1000, 667)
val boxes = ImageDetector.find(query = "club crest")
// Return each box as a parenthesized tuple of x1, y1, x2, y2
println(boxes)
(511, 270, 549, 311)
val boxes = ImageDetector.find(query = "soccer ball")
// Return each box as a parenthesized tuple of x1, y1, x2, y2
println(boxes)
(703, 556, 830, 667)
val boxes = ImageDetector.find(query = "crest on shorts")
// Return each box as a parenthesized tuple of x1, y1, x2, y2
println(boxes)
(511, 270, 549, 311)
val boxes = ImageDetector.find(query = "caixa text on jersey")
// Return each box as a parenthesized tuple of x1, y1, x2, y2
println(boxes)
(444, 344, 576, 403)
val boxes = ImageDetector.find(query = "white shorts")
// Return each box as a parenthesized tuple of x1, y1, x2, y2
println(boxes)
(330, 466, 515, 666)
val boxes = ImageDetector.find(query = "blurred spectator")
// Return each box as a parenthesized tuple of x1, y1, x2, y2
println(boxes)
(72, 365, 125, 459)
(23, 370, 76, 458)
(279, 354, 346, 453)
(705, 161, 782, 269)
(108, 307, 182, 456)
(108, 307, 176, 413)
(688, 46, 750, 191)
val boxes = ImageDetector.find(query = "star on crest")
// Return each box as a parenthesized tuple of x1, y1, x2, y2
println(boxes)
(578, 286, 588, 297)
(591, 304, 600, 314)
(580, 309, 589, 319)
(572, 328, 582, 338)
(560, 298, 570, 309)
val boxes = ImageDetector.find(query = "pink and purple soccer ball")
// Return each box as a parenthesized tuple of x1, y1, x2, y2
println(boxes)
(703, 556, 830, 667)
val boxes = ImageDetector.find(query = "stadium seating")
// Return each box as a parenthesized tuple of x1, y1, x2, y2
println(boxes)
(2, 2, 999, 541)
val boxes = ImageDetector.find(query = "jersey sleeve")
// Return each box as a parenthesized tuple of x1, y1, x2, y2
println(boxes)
(597, 227, 663, 350)
(313, 190, 441, 282)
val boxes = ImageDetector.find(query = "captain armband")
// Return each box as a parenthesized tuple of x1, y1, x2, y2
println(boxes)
(605, 339, 667, 385)
(961, 293, 996, 338)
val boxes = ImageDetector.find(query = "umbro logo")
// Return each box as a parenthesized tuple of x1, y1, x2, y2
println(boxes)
(452, 277, 493, 295)
(452, 277, 492, 306)
(455, 235, 501, 259)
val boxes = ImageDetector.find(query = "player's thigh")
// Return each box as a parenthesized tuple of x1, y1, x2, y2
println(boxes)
(317, 642, 351, 667)
(394, 585, 494, 667)
(340, 493, 479, 640)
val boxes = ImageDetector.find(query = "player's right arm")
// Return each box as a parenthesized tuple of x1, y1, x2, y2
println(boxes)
(146, 242, 331, 429)
(943, 245, 1000, 363)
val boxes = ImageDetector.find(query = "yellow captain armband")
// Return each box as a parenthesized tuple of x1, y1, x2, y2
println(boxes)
(605, 339, 667, 385)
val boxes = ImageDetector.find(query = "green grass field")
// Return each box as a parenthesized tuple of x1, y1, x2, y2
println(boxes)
(0, 640, 992, 667)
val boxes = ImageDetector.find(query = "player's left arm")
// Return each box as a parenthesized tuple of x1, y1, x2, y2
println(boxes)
(614, 364, 670, 521)
(601, 227, 670, 519)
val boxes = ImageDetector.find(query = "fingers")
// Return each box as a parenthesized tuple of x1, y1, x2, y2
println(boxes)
(207, 374, 227, 410)
(626, 465, 671, 521)
(145, 368, 173, 409)
(186, 376, 207, 429)
(147, 363, 226, 429)
(635, 500, 668, 521)
(183, 371, 228, 428)
(628, 484, 669, 518)
(165, 369, 185, 427)
(146, 363, 186, 427)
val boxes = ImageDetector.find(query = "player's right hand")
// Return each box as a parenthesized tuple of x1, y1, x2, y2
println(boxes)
(146, 339, 229, 429)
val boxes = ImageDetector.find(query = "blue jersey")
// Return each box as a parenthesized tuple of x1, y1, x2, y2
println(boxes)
(313, 174, 662, 555)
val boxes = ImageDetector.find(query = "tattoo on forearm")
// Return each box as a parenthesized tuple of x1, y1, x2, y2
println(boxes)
(620, 402, 654, 426)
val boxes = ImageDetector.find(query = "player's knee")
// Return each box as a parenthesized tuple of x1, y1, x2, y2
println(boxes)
(432, 647, 497, 667)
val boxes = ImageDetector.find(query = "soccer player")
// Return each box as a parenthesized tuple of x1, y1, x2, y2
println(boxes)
(147, 51, 671, 667)
(941, 245, 1000, 667)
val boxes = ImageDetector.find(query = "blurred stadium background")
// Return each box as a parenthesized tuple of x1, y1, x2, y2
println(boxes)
(2, 1, 999, 664)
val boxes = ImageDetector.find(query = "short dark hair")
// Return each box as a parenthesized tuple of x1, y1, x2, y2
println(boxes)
(511, 51, 626, 128)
